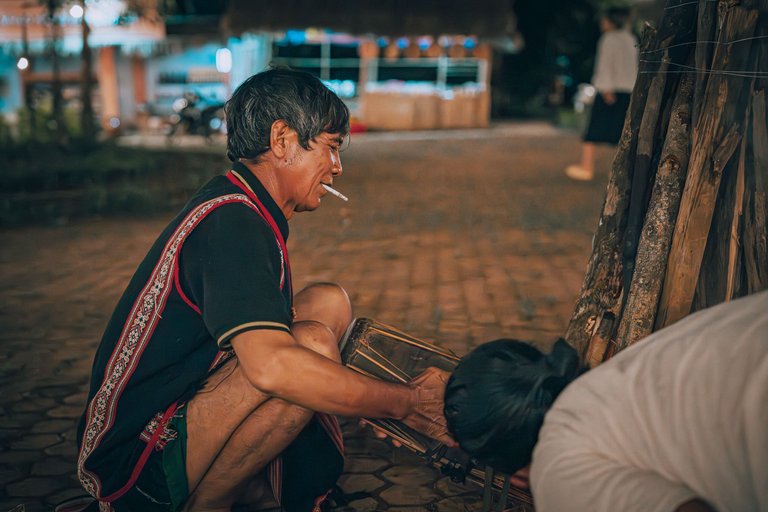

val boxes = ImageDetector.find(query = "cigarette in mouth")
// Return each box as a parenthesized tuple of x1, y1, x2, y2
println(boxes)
(322, 184, 349, 202)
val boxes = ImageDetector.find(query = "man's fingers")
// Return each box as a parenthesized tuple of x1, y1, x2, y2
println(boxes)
(362, 422, 392, 440)
(409, 414, 457, 448)
(410, 367, 450, 386)
(360, 420, 405, 448)
(432, 430, 458, 448)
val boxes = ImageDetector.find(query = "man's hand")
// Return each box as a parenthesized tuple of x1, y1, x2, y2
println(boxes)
(401, 367, 457, 447)
(602, 91, 617, 105)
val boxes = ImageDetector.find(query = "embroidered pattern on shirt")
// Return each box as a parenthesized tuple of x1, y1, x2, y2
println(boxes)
(139, 410, 179, 450)
(77, 193, 260, 499)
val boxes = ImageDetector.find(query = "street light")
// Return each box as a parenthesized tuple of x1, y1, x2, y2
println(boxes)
(70, 4, 84, 18)
(17, 57, 30, 70)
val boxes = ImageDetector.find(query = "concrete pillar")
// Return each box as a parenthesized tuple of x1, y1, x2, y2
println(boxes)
(98, 46, 120, 132)
(132, 54, 146, 105)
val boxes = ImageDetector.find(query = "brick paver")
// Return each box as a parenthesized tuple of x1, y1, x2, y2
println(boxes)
(0, 123, 615, 511)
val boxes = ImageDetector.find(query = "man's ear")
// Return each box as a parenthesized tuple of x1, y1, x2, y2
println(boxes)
(269, 120, 292, 159)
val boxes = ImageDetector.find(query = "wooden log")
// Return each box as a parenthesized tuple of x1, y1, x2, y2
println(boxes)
(565, 0, 698, 362)
(695, 6, 768, 307)
(743, 21, 768, 294)
(584, 312, 616, 368)
(655, 5, 759, 328)
(726, 121, 748, 300)
(691, 0, 717, 126)
(692, 127, 745, 310)
(621, 53, 670, 312)
(615, 73, 695, 349)
(743, 86, 768, 294)
(564, 25, 656, 362)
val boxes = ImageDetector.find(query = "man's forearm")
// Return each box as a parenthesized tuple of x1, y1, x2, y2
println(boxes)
(233, 332, 414, 418)
(268, 343, 414, 418)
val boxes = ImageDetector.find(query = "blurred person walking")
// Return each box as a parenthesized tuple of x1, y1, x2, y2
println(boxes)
(565, 7, 638, 181)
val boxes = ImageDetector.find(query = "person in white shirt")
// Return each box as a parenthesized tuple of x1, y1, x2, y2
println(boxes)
(566, 7, 638, 181)
(445, 290, 768, 512)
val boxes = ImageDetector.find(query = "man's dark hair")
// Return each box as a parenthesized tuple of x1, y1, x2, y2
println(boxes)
(225, 68, 350, 162)
(444, 339, 583, 474)
(605, 6, 631, 29)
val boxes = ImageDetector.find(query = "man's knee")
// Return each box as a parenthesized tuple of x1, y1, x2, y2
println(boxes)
(296, 282, 352, 338)
(292, 320, 342, 363)
(303, 282, 352, 316)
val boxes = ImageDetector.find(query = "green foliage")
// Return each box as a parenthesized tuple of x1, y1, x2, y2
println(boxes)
(0, 140, 230, 226)
(12, 103, 82, 144)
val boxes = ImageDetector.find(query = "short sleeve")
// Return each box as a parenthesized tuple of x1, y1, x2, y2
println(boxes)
(179, 202, 292, 350)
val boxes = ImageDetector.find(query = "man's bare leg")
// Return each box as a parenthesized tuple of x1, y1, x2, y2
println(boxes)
(183, 283, 351, 511)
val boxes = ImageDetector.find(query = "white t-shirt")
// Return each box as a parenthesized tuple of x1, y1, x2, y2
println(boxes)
(531, 290, 768, 512)
(592, 29, 638, 93)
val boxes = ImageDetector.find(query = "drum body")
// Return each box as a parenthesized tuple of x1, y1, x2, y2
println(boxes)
(339, 318, 532, 506)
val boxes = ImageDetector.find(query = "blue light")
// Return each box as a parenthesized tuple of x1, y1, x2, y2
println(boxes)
(285, 30, 306, 45)
(323, 80, 356, 98)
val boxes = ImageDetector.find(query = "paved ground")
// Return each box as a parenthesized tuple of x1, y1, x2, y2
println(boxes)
(0, 122, 616, 511)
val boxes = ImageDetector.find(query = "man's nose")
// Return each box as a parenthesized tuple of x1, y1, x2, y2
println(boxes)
(331, 154, 343, 175)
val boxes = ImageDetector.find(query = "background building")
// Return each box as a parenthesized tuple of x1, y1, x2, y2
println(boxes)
(1, 0, 656, 132)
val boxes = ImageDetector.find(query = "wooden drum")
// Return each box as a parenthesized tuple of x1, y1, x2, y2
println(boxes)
(339, 318, 533, 508)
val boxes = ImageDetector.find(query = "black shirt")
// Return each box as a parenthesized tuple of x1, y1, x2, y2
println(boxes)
(77, 162, 292, 501)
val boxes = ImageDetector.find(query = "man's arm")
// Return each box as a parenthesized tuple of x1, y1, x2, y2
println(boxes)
(531, 446, 700, 512)
(231, 329, 454, 445)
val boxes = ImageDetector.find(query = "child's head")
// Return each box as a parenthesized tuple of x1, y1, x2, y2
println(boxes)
(444, 339, 583, 474)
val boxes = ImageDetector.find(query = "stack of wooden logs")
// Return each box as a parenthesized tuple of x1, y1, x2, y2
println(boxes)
(566, 0, 767, 366)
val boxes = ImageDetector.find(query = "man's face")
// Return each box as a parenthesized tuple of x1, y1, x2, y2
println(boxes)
(283, 131, 345, 213)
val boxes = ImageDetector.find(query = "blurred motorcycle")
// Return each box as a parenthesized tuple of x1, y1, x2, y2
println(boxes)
(166, 92, 226, 142)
